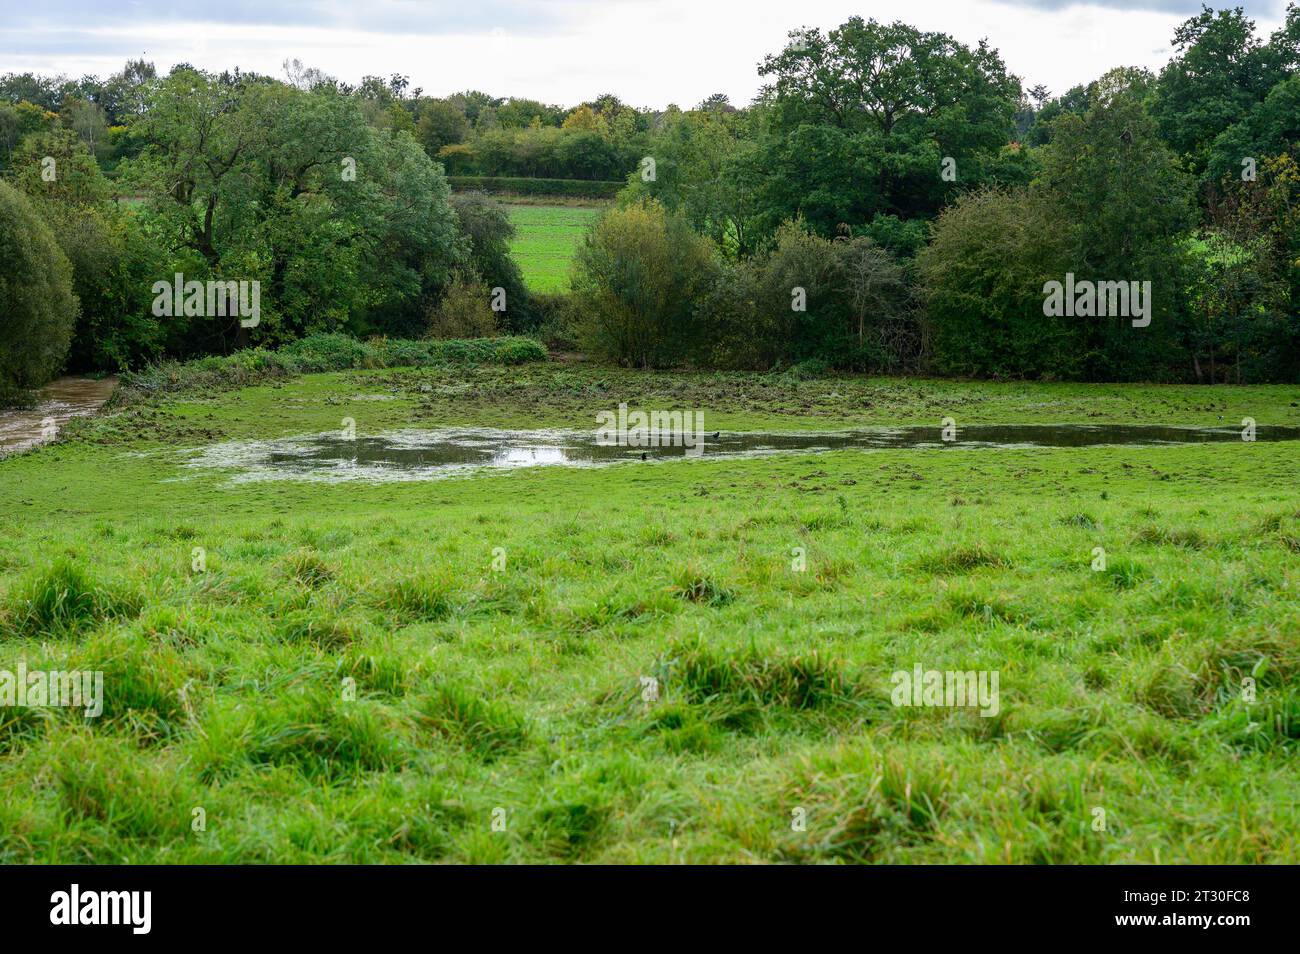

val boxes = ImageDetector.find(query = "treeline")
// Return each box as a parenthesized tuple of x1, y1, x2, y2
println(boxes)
(567, 7, 1300, 383)
(0, 67, 544, 402)
(0, 65, 654, 182)
(3, 6, 1299, 398)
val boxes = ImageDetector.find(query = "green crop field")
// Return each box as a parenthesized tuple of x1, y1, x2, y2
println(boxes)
(2, 361, 1299, 863)
(506, 204, 603, 293)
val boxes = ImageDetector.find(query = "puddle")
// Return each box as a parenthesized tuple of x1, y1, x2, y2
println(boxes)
(0, 377, 118, 455)
(182, 422, 1300, 484)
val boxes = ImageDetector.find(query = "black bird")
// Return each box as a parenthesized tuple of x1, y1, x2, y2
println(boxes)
(640, 452, 648, 461)
(1120, 128, 1132, 144)
(709, 431, 720, 439)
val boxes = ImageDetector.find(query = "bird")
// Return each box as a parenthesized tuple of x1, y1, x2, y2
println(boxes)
(708, 431, 720, 439)
(1120, 128, 1132, 144)
(640, 452, 648, 461)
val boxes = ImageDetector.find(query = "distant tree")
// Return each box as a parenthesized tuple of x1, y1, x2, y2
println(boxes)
(496, 97, 564, 128)
(416, 99, 470, 156)
(695, 93, 734, 113)
(1151, 5, 1286, 173)
(752, 17, 1021, 231)
(1039, 72, 1195, 378)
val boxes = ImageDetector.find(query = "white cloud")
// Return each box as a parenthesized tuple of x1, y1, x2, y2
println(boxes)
(1, 0, 1293, 107)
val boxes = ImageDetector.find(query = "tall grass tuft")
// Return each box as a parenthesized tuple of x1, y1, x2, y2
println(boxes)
(3, 559, 141, 638)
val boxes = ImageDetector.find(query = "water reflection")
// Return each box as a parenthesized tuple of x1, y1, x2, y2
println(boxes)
(185, 422, 1300, 484)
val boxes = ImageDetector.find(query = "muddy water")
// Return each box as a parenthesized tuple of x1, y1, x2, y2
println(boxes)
(183, 422, 1300, 484)
(0, 377, 118, 455)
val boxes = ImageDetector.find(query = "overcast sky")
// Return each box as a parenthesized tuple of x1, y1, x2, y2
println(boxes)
(1, 0, 1293, 108)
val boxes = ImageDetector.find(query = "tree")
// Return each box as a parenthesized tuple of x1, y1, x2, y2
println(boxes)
(759, 18, 1019, 140)
(571, 200, 716, 367)
(835, 236, 913, 367)
(918, 188, 1074, 378)
(1038, 73, 1195, 379)
(496, 98, 564, 128)
(416, 99, 470, 157)
(63, 98, 108, 155)
(625, 106, 759, 254)
(752, 17, 1021, 231)
(1151, 5, 1284, 173)
(10, 130, 166, 371)
(0, 180, 77, 401)
(124, 68, 465, 349)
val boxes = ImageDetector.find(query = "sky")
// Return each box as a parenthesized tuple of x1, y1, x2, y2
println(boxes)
(1, 0, 1294, 108)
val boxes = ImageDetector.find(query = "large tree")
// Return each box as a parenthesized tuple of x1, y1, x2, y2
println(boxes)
(751, 17, 1022, 231)
(0, 180, 77, 401)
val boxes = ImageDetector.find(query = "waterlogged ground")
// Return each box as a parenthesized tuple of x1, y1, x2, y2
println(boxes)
(1, 363, 1298, 863)
(0, 377, 117, 455)
(182, 423, 1300, 484)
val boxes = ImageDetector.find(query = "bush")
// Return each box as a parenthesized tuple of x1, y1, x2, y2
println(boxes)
(918, 188, 1074, 378)
(706, 221, 917, 372)
(532, 293, 578, 350)
(0, 180, 77, 403)
(450, 192, 532, 331)
(428, 271, 499, 339)
(571, 199, 717, 368)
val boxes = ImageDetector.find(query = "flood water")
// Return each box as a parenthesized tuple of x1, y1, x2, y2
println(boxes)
(183, 422, 1300, 483)
(0, 376, 118, 455)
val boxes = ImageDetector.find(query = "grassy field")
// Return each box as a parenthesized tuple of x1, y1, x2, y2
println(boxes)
(506, 203, 603, 293)
(2, 362, 1299, 863)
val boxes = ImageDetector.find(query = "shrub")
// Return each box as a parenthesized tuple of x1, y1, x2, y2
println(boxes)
(571, 199, 717, 367)
(428, 271, 498, 340)
(450, 192, 532, 331)
(918, 188, 1074, 378)
(0, 180, 77, 403)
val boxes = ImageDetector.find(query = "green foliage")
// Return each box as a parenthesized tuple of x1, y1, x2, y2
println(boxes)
(122, 69, 464, 346)
(1151, 5, 1295, 176)
(428, 271, 498, 340)
(448, 175, 622, 198)
(0, 180, 77, 402)
(920, 74, 1196, 381)
(709, 221, 916, 371)
(571, 200, 717, 367)
(751, 17, 1022, 234)
(450, 192, 531, 329)
(118, 334, 545, 399)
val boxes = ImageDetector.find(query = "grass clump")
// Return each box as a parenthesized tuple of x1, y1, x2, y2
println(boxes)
(3, 559, 140, 638)
(415, 681, 530, 761)
(916, 544, 1011, 574)
(281, 548, 334, 589)
(667, 638, 854, 712)
(377, 570, 457, 624)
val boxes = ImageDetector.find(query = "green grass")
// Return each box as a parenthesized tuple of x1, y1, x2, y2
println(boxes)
(1, 362, 1299, 862)
(506, 203, 603, 293)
